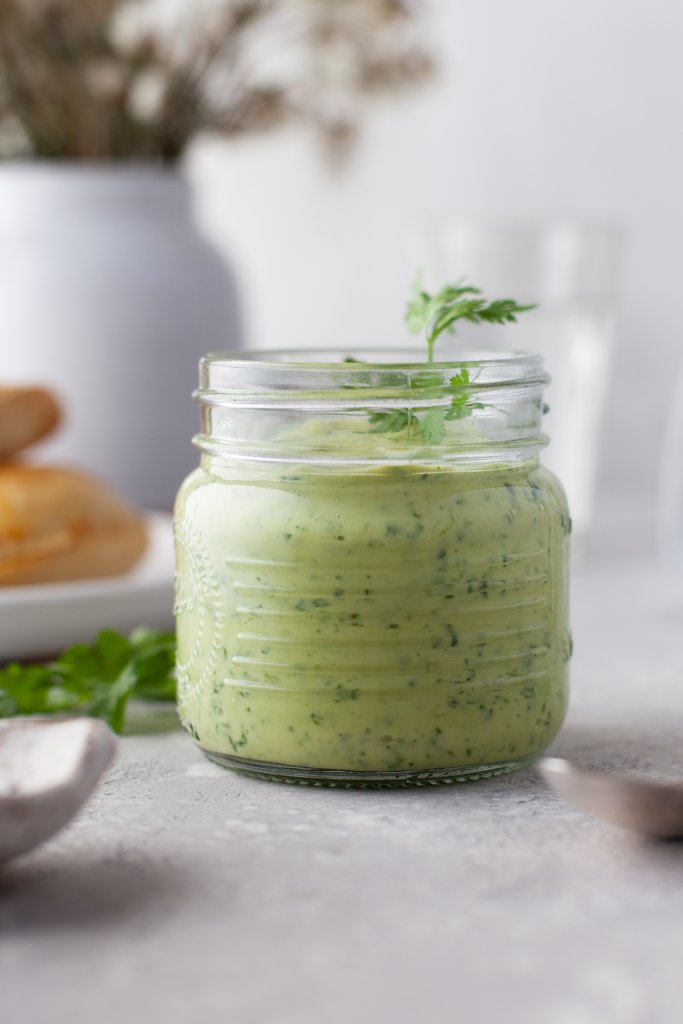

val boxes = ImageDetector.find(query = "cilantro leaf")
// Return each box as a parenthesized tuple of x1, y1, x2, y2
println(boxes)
(405, 273, 535, 362)
(358, 274, 536, 442)
(418, 408, 448, 444)
(368, 409, 418, 434)
(414, 368, 485, 443)
(0, 628, 176, 734)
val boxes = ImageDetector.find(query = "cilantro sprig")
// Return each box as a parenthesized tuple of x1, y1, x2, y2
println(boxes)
(405, 275, 535, 363)
(367, 274, 535, 442)
(0, 628, 176, 734)
(418, 369, 486, 444)
(368, 367, 484, 444)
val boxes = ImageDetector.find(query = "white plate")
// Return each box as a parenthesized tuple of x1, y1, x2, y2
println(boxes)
(0, 513, 175, 661)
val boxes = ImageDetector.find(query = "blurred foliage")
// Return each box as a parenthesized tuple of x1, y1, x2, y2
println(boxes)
(0, 0, 433, 161)
(0, 628, 176, 733)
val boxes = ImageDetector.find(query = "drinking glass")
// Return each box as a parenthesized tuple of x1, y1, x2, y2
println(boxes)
(658, 365, 683, 566)
(420, 219, 622, 556)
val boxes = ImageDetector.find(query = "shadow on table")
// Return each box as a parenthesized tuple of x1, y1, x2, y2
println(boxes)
(375, 715, 683, 809)
(0, 849, 195, 932)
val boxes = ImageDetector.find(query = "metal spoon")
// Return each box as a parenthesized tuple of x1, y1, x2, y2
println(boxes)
(538, 757, 683, 839)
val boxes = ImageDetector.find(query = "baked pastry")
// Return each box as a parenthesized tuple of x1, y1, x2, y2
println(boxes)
(0, 465, 147, 586)
(0, 387, 61, 461)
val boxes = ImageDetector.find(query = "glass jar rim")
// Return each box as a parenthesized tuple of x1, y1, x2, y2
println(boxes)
(197, 348, 549, 401)
(192, 347, 551, 466)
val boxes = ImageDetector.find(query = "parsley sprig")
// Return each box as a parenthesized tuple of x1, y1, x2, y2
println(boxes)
(0, 628, 176, 734)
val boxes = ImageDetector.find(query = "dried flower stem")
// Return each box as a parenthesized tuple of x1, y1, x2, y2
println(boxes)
(0, 0, 433, 162)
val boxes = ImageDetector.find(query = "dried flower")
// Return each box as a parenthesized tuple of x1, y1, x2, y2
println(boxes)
(127, 68, 167, 124)
(83, 59, 127, 102)
(0, 0, 433, 162)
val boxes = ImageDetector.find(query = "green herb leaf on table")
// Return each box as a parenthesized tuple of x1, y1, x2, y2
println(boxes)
(0, 628, 176, 734)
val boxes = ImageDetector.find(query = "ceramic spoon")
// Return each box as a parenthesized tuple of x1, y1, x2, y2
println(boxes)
(0, 718, 116, 864)
(538, 756, 683, 839)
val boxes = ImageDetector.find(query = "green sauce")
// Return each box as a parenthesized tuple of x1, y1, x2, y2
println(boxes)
(174, 446, 570, 783)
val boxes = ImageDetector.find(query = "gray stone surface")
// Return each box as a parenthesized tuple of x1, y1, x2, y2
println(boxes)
(2, 559, 683, 1024)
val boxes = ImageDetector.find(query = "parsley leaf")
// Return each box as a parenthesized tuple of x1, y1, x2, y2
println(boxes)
(0, 628, 176, 734)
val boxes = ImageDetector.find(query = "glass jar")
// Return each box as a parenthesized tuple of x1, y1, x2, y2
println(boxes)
(174, 349, 571, 786)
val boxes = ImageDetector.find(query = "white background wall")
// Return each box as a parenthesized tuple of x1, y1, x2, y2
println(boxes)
(187, 0, 683, 558)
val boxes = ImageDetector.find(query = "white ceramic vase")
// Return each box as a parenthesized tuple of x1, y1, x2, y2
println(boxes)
(0, 164, 241, 509)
